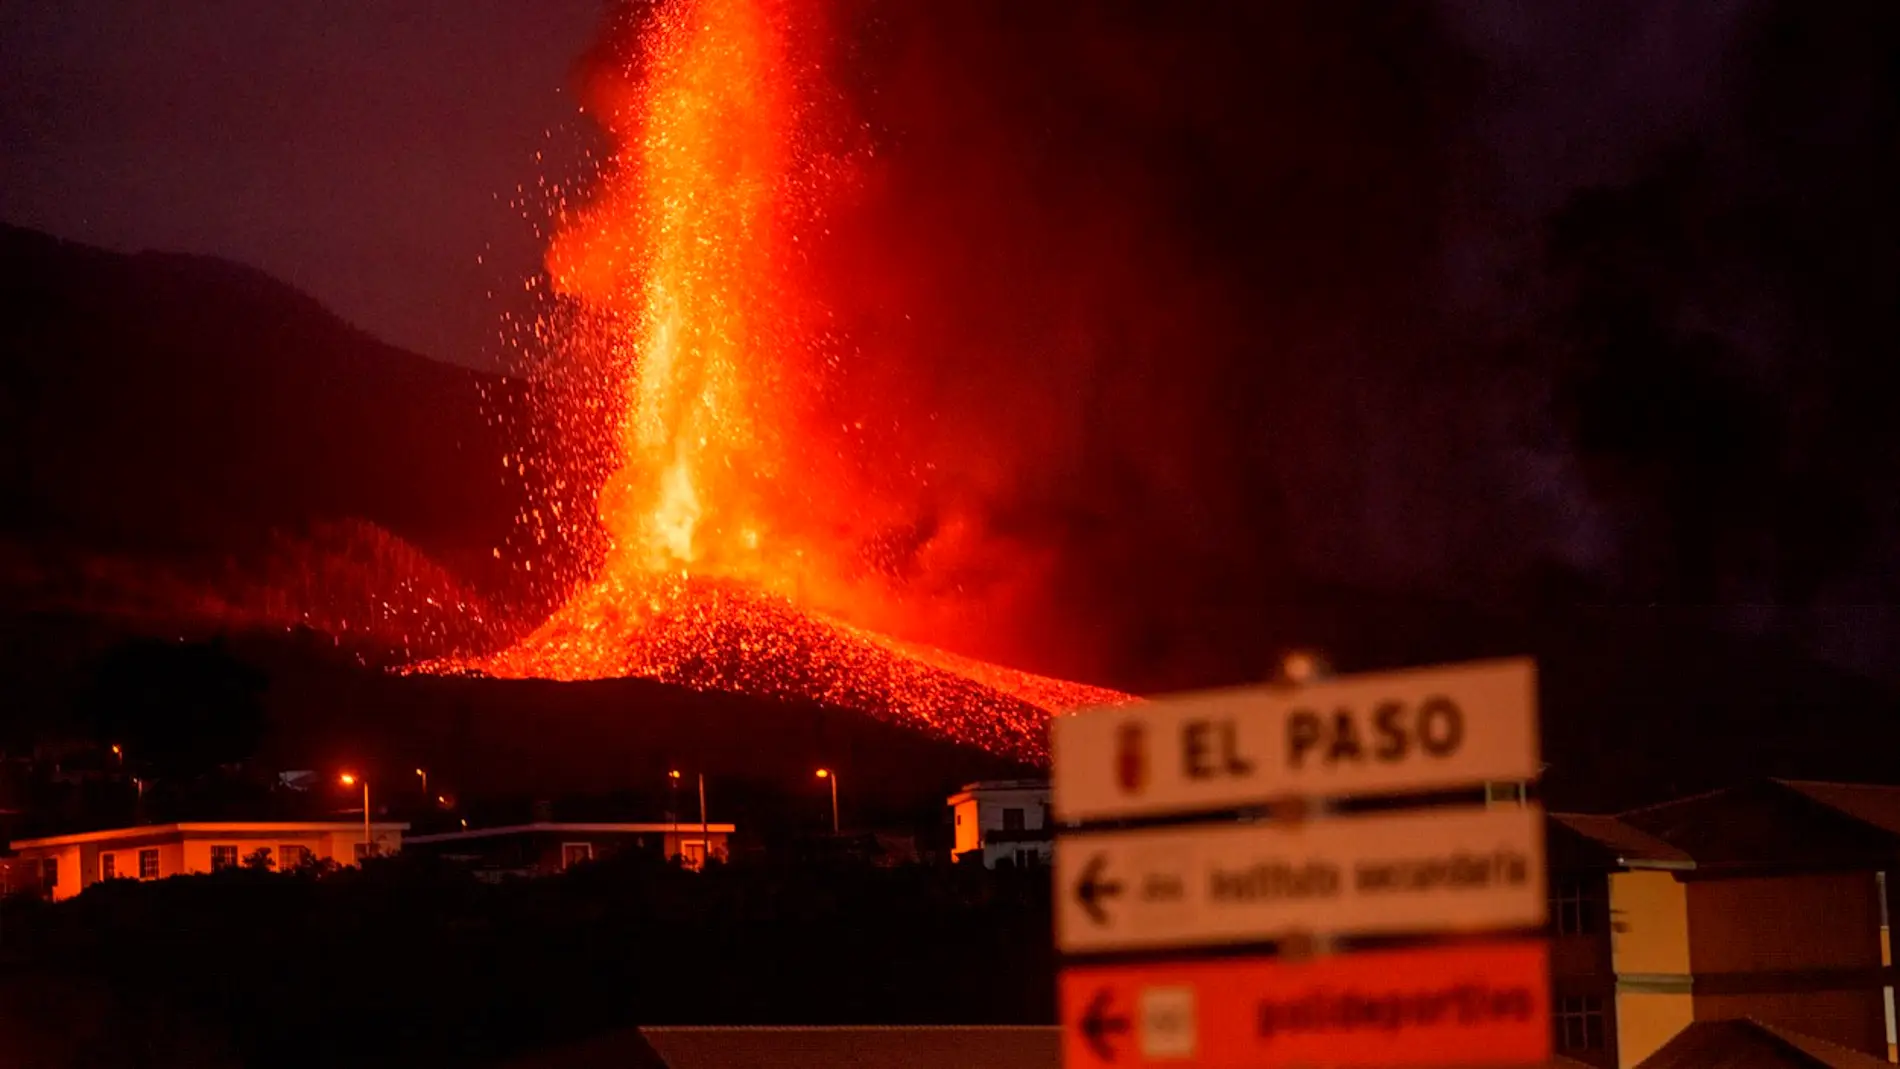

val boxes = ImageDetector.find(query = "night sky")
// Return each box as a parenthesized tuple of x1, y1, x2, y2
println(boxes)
(2, 0, 1733, 367)
(0, 0, 605, 366)
(3, 0, 1895, 689)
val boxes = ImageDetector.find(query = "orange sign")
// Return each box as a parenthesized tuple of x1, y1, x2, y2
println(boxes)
(1060, 940, 1550, 1068)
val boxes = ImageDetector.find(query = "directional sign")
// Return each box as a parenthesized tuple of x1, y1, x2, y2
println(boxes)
(1056, 805, 1544, 954)
(1054, 658, 1537, 823)
(1060, 940, 1550, 1068)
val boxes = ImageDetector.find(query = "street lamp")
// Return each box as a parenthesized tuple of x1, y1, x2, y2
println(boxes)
(669, 770, 711, 868)
(340, 773, 370, 861)
(815, 768, 838, 834)
(415, 768, 427, 798)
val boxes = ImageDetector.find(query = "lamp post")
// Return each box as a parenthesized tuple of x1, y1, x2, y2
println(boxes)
(671, 769, 712, 867)
(815, 768, 838, 834)
(698, 772, 710, 865)
(340, 773, 370, 861)
(415, 767, 427, 799)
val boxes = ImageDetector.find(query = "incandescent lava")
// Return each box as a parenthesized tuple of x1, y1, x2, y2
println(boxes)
(422, 0, 1129, 761)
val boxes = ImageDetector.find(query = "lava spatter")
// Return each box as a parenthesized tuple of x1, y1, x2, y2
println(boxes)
(423, 0, 1130, 761)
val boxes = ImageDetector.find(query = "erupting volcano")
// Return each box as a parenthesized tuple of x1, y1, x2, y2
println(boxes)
(425, 0, 1126, 760)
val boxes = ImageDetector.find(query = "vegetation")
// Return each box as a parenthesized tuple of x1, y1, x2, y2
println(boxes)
(0, 852, 1055, 1068)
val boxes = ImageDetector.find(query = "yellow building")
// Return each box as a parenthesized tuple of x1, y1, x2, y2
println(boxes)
(9, 821, 409, 900)
(1551, 780, 1900, 1067)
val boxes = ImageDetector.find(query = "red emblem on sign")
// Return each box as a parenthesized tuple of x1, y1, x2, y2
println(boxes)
(1116, 720, 1147, 795)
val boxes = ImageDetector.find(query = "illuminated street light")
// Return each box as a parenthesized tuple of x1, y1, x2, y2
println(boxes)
(1280, 649, 1332, 685)
(339, 773, 371, 860)
(415, 767, 427, 797)
(816, 768, 838, 834)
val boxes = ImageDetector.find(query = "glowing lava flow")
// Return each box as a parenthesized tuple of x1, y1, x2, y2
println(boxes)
(429, 0, 1128, 760)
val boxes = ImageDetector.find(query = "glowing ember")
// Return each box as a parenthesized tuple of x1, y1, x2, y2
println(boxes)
(425, 0, 1129, 760)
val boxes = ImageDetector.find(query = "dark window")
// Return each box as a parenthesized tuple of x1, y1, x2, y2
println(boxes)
(1553, 878, 1603, 936)
(280, 844, 310, 870)
(353, 841, 373, 862)
(1002, 808, 1025, 831)
(39, 857, 57, 890)
(562, 843, 594, 870)
(1556, 995, 1606, 1051)
(101, 853, 116, 881)
(210, 845, 238, 871)
(137, 848, 159, 880)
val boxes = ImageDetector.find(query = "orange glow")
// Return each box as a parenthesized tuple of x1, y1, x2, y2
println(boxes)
(110, 744, 122, 756)
(339, 773, 358, 787)
(418, 0, 1132, 761)
(669, 769, 682, 779)
(814, 768, 830, 779)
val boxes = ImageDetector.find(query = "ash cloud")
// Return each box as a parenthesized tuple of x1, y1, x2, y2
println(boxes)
(798, 0, 1900, 689)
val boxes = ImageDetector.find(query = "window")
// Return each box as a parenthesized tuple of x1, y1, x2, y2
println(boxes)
(39, 857, 57, 891)
(353, 841, 373, 862)
(1556, 995, 1606, 1051)
(210, 845, 239, 871)
(1552, 878, 1603, 936)
(1002, 807, 1025, 831)
(279, 844, 310, 870)
(137, 848, 159, 880)
(561, 843, 594, 870)
(101, 853, 116, 881)
(679, 840, 706, 871)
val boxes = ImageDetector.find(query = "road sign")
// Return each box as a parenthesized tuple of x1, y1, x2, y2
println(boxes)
(1056, 805, 1544, 954)
(1054, 658, 1537, 823)
(1060, 940, 1550, 1068)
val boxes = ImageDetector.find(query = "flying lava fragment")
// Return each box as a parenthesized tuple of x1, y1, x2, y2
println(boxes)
(423, 0, 1128, 761)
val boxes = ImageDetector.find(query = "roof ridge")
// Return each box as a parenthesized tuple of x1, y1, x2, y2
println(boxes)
(639, 1025, 1061, 1033)
(1750, 1016, 1889, 1067)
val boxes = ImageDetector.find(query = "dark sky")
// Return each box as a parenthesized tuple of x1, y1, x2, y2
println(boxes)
(1, 0, 1740, 367)
(0, 0, 605, 366)
(6, 0, 1895, 689)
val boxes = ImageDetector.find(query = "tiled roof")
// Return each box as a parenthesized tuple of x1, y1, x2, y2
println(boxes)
(639, 1026, 1060, 1069)
(1635, 1019, 1891, 1069)
(1550, 813, 1693, 865)
(1775, 779, 1900, 837)
(1617, 780, 1900, 868)
(496, 1026, 1060, 1069)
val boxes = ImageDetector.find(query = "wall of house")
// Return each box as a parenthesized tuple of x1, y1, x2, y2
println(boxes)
(1605, 869, 1693, 1069)
(1687, 871, 1888, 1056)
(952, 799, 980, 856)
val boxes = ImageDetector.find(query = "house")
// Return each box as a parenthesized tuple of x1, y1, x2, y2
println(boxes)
(947, 779, 1053, 868)
(1547, 779, 1900, 1067)
(7, 821, 409, 900)
(1633, 1019, 1892, 1069)
(496, 1025, 1061, 1069)
(403, 821, 735, 877)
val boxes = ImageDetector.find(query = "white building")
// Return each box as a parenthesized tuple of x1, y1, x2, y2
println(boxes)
(947, 779, 1052, 869)
(8, 821, 408, 901)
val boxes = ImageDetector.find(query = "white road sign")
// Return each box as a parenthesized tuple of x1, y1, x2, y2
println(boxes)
(1053, 658, 1537, 823)
(1055, 804, 1546, 954)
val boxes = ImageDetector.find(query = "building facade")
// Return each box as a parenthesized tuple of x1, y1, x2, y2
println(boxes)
(1548, 780, 1900, 1067)
(946, 780, 1052, 869)
(8, 821, 409, 900)
(404, 821, 735, 877)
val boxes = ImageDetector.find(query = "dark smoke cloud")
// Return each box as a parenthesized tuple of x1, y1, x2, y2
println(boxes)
(548, 0, 1899, 692)
(796, 0, 1517, 687)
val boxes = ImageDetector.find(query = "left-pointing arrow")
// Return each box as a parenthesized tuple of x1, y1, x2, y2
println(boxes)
(1079, 988, 1131, 1062)
(1076, 853, 1125, 926)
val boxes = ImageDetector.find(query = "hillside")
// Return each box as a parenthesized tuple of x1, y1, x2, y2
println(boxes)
(0, 224, 519, 578)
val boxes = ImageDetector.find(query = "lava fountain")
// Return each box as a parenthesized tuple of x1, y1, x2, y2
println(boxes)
(428, 0, 1126, 761)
